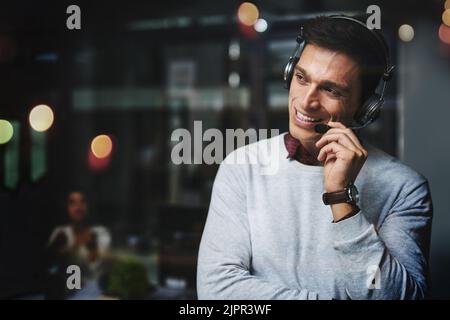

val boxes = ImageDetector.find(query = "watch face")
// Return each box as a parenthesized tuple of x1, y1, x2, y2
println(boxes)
(348, 184, 359, 203)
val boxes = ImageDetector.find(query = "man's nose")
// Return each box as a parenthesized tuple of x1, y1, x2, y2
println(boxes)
(300, 85, 320, 110)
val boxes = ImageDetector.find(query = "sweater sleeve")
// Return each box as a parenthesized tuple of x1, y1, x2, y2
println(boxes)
(197, 159, 328, 300)
(331, 179, 433, 300)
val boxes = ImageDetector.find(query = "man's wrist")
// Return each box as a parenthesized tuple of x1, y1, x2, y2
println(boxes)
(323, 183, 359, 206)
(325, 183, 348, 193)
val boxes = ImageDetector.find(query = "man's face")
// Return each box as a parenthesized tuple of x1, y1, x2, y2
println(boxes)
(67, 191, 88, 223)
(288, 44, 362, 146)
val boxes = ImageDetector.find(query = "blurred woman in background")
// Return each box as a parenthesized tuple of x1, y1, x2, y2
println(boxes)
(46, 190, 111, 298)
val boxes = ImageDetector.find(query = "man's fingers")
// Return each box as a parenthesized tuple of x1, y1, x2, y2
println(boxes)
(326, 121, 364, 150)
(317, 141, 353, 162)
(324, 152, 337, 166)
(327, 121, 347, 129)
(315, 133, 359, 152)
(326, 128, 363, 150)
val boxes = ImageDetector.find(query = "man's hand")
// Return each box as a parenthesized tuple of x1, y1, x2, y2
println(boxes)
(315, 121, 368, 193)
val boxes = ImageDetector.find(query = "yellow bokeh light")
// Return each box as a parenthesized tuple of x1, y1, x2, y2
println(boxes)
(91, 134, 113, 158)
(446, 0, 450, 10)
(0, 119, 14, 144)
(237, 2, 259, 26)
(398, 24, 414, 42)
(29, 104, 54, 132)
(443, 9, 450, 27)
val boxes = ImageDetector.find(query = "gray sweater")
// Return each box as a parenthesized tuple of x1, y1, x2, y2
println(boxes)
(197, 133, 432, 300)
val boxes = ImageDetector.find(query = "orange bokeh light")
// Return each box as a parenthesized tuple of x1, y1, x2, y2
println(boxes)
(237, 2, 259, 27)
(91, 134, 113, 158)
(88, 148, 111, 172)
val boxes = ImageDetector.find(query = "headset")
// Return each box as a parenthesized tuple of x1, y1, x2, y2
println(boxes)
(283, 15, 396, 128)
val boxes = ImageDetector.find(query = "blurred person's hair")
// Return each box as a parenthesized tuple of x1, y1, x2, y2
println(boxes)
(302, 15, 388, 105)
(64, 187, 91, 205)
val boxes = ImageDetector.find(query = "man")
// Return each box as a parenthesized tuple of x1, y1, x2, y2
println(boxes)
(197, 16, 433, 299)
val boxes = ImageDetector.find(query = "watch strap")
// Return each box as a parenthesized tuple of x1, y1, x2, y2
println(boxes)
(323, 189, 349, 205)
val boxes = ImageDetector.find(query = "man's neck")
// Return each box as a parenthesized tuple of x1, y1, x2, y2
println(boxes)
(301, 138, 316, 153)
(299, 138, 321, 166)
(285, 132, 322, 166)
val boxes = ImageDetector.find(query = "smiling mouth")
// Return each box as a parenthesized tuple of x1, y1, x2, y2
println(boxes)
(294, 109, 322, 123)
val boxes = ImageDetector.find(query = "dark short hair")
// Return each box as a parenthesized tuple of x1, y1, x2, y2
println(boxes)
(302, 15, 388, 105)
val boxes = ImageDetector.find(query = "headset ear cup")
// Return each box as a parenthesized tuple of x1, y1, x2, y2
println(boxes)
(284, 57, 298, 89)
(283, 58, 293, 89)
(284, 39, 304, 90)
(355, 94, 383, 125)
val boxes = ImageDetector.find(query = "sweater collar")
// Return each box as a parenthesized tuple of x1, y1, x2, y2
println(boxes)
(284, 133, 320, 166)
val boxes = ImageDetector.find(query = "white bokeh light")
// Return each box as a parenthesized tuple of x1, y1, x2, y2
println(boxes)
(254, 18, 268, 33)
(229, 41, 240, 60)
(398, 24, 414, 42)
(228, 72, 240, 88)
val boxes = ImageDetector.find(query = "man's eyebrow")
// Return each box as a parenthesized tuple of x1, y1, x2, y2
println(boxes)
(294, 65, 351, 93)
(294, 65, 309, 78)
(321, 80, 351, 94)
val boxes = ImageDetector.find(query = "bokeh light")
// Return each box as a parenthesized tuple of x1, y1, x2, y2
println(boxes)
(229, 41, 240, 60)
(0, 119, 14, 144)
(91, 134, 113, 158)
(29, 104, 54, 132)
(88, 148, 111, 172)
(254, 18, 268, 32)
(228, 72, 240, 88)
(443, 9, 450, 27)
(237, 2, 259, 27)
(439, 23, 450, 44)
(239, 23, 257, 38)
(398, 24, 415, 42)
(445, 0, 450, 10)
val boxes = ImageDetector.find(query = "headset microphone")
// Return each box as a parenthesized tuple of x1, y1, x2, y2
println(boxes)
(314, 121, 372, 134)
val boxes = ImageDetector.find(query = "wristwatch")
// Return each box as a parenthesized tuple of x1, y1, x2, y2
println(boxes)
(322, 183, 359, 206)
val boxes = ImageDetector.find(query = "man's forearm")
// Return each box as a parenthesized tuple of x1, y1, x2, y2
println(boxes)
(331, 211, 429, 299)
(197, 259, 327, 300)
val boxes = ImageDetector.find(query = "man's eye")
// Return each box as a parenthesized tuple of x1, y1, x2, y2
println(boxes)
(295, 73, 306, 83)
(323, 87, 342, 97)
